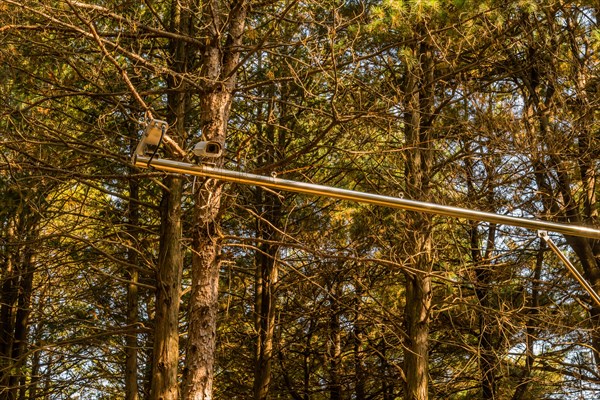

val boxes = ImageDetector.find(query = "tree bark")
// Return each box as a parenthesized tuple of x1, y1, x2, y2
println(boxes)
(354, 279, 365, 400)
(327, 284, 342, 400)
(10, 246, 34, 400)
(150, 176, 183, 400)
(126, 174, 140, 400)
(252, 95, 284, 400)
(402, 32, 434, 400)
(471, 224, 498, 400)
(403, 262, 431, 400)
(253, 188, 281, 400)
(0, 219, 19, 396)
(0, 202, 38, 400)
(511, 241, 544, 400)
(149, 0, 196, 396)
(182, 0, 248, 398)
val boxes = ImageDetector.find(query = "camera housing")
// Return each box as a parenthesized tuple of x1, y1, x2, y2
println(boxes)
(144, 119, 168, 146)
(133, 119, 169, 163)
(192, 141, 223, 158)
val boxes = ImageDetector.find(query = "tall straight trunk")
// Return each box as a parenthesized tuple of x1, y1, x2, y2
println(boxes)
(149, 87, 188, 399)
(182, 1, 248, 398)
(465, 152, 500, 400)
(1, 207, 38, 400)
(471, 224, 498, 400)
(327, 284, 342, 400)
(511, 241, 544, 400)
(253, 198, 280, 400)
(253, 104, 283, 400)
(181, 85, 232, 399)
(403, 254, 431, 400)
(27, 343, 40, 399)
(150, 176, 183, 400)
(181, 88, 232, 400)
(402, 32, 434, 400)
(27, 291, 47, 400)
(149, 1, 194, 397)
(10, 247, 34, 400)
(142, 301, 155, 400)
(354, 279, 365, 400)
(126, 175, 140, 400)
(0, 220, 18, 395)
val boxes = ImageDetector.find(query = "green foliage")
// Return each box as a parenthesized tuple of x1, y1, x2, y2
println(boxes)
(3, 0, 600, 399)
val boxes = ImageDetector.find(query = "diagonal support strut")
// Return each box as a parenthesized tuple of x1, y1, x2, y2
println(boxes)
(538, 230, 600, 307)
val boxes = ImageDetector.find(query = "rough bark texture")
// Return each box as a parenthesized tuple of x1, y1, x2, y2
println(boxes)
(511, 242, 544, 400)
(354, 280, 365, 400)
(402, 33, 434, 400)
(252, 112, 283, 400)
(253, 194, 280, 400)
(327, 284, 342, 400)
(471, 224, 498, 400)
(0, 219, 18, 395)
(181, 1, 248, 398)
(126, 175, 140, 400)
(181, 89, 232, 400)
(149, 1, 195, 397)
(0, 198, 37, 400)
(403, 267, 431, 400)
(150, 176, 183, 400)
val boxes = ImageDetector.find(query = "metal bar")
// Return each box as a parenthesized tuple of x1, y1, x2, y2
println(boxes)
(538, 231, 600, 307)
(134, 155, 600, 240)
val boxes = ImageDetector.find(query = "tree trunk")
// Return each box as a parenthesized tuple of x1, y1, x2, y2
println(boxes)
(472, 225, 498, 400)
(182, 0, 248, 397)
(0, 220, 18, 396)
(149, 0, 196, 396)
(253, 188, 281, 400)
(0, 205, 38, 400)
(181, 87, 231, 400)
(402, 33, 434, 400)
(150, 176, 183, 400)
(27, 343, 40, 400)
(252, 100, 284, 400)
(403, 263, 431, 400)
(327, 284, 342, 400)
(126, 175, 140, 400)
(10, 246, 34, 400)
(354, 279, 365, 400)
(511, 241, 544, 400)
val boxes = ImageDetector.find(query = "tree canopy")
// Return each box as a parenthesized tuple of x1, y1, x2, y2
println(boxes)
(2, 1, 600, 399)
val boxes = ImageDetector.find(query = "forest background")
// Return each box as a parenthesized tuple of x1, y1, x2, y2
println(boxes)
(2, 0, 600, 399)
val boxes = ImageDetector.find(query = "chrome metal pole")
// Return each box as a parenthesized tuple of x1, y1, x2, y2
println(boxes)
(134, 154, 600, 306)
(134, 155, 600, 240)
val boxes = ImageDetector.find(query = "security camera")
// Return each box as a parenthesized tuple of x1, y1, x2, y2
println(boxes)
(143, 119, 168, 146)
(192, 141, 222, 158)
(133, 119, 169, 163)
